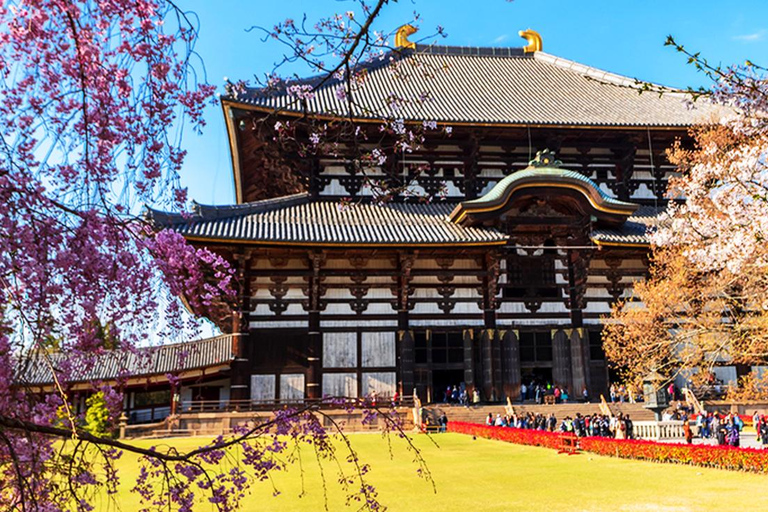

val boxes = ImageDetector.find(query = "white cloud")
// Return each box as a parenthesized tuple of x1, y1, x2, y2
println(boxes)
(494, 34, 509, 44)
(733, 29, 766, 42)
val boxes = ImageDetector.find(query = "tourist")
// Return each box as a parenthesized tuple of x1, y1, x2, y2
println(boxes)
(444, 386, 451, 404)
(451, 386, 459, 404)
(535, 384, 542, 405)
(494, 413, 504, 427)
(573, 413, 585, 437)
(683, 418, 693, 444)
(520, 382, 527, 403)
(716, 417, 727, 446)
(439, 412, 448, 433)
(547, 413, 557, 432)
(459, 388, 468, 406)
(614, 413, 627, 439)
(473, 388, 481, 406)
(727, 418, 740, 447)
(609, 384, 617, 403)
(554, 386, 561, 404)
(760, 417, 768, 448)
(625, 415, 634, 440)
(582, 386, 589, 403)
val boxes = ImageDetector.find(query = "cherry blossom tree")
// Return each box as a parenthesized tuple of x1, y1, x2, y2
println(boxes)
(604, 39, 768, 391)
(0, 1, 431, 510)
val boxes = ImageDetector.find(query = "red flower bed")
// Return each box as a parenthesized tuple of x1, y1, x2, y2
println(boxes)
(448, 422, 768, 473)
(579, 436, 768, 473)
(447, 421, 563, 450)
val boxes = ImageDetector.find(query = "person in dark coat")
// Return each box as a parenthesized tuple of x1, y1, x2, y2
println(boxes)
(716, 422, 727, 446)
(759, 417, 768, 447)
(439, 412, 448, 433)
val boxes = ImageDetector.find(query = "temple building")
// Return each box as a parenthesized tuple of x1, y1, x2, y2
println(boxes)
(150, 28, 717, 406)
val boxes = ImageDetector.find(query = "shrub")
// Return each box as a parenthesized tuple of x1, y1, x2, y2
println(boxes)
(448, 422, 768, 473)
(84, 392, 113, 438)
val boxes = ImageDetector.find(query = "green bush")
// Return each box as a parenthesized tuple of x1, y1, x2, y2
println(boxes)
(85, 392, 113, 438)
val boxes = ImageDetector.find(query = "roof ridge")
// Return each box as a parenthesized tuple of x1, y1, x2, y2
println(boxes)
(412, 43, 529, 58)
(534, 51, 683, 94)
(193, 192, 311, 219)
(146, 193, 312, 225)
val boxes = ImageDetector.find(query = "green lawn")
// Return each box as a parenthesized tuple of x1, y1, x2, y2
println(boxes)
(110, 433, 768, 511)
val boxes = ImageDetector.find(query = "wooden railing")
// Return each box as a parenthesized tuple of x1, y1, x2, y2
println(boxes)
(179, 396, 415, 414)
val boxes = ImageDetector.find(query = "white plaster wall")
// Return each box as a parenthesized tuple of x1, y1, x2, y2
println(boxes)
(323, 373, 358, 397)
(280, 374, 305, 400)
(250, 374, 276, 401)
(323, 332, 357, 368)
(361, 332, 396, 367)
(361, 372, 396, 397)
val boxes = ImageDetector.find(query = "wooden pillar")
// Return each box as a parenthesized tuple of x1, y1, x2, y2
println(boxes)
(566, 250, 583, 328)
(551, 329, 572, 392)
(570, 328, 590, 397)
(462, 136, 480, 199)
(482, 252, 499, 329)
(502, 330, 521, 402)
(480, 329, 496, 401)
(491, 330, 502, 401)
(463, 329, 474, 392)
(230, 252, 252, 405)
(396, 252, 415, 395)
(306, 251, 325, 399)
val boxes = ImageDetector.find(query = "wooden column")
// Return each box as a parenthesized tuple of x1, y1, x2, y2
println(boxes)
(490, 330, 502, 401)
(552, 329, 572, 391)
(462, 329, 475, 393)
(569, 328, 590, 397)
(565, 246, 592, 329)
(396, 252, 415, 396)
(462, 136, 480, 200)
(480, 329, 496, 401)
(502, 330, 521, 402)
(306, 251, 325, 399)
(230, 252, 252, 405)
(482, 252, 499, 329)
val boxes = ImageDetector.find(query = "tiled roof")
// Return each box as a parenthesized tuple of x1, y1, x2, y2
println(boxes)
(227, 44, 721, 127)
(148, 193, 509, 246)
(590, 205, 663, 246)
(17, 335, 235, 386)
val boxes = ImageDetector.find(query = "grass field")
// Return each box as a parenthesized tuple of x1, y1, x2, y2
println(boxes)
(110, 433, 768, 511)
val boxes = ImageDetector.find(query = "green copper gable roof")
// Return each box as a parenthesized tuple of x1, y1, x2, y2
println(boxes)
(464, 167, 637, 208)
(450, 151, 639, 224)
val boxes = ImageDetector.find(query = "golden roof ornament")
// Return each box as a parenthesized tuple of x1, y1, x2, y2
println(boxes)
(395, 24, 417, 50)
(529, 149, 561, 168)
(518, 28, 542, 53)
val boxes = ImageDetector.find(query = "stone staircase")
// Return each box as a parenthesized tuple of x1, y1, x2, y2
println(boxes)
(424, 401, 656, 424)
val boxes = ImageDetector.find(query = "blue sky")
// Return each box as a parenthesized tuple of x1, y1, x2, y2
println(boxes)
(178, 0, 768, 206)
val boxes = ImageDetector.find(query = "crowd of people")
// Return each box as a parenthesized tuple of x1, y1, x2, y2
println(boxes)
(442, 385, 480, 406)
(485, 411, 636, 439)
(519, 381, 586, 404)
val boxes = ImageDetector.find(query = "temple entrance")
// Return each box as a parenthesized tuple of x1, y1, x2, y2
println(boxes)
(520, 367, 553, 389)
(432, 369, 465, 403)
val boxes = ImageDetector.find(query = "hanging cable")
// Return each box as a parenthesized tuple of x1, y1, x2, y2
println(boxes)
(527, 125, 533, 163)
(647, 127, 658, 209)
